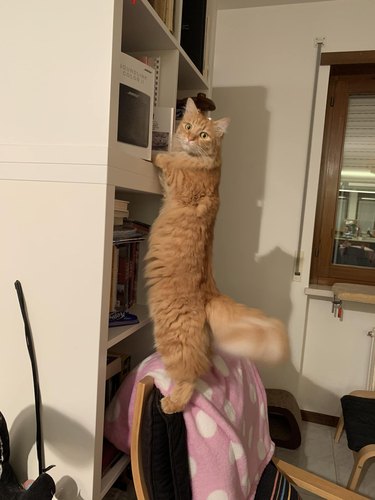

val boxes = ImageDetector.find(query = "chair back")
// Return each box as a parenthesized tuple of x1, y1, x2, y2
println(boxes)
(130, 376, 154, 500)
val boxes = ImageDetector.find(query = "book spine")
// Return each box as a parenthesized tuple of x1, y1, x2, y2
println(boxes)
(110, 246, 120, 312)
(128, 242, 137, 309)
(132, 242, 140, 306)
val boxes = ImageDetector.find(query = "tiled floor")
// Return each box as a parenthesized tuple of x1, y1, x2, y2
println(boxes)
(273, 421, 375, 499)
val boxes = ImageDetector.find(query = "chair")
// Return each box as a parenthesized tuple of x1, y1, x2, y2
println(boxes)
(334, 390, 375, 492)
(340, 246, 369, 267)
(131, 377, 370, 500)
(130, 375, 154, 500)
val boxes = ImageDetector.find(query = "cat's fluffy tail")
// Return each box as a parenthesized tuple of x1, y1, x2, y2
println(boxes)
(206, 294, 289, 363)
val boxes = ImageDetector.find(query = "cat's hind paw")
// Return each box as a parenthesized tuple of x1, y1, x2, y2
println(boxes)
(160, 395, 185, 414)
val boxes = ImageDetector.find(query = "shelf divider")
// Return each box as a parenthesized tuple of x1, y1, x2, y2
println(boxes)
(100, 453, 130, 498)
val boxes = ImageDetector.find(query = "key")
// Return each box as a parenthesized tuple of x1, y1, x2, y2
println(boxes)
(332, 297, 341, 317)
(338, 302, 343, 320)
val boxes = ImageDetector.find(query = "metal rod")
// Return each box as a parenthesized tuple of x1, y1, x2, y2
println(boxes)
(294, 41, 324, 276)
(366, 328, 375, 391)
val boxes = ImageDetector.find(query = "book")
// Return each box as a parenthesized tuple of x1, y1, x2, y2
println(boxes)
(118, 243, 140, 310)
(108, 310, 139, 327)
(117, 244, 131, 310)
(148, 0, 174, 32)
(110, 246, 120, 312)
(113, 231, 146, 244)
(152, 106, 175, 152)
(114, 210, 129, 226)
(164, 0, 174, 33)
(113, 220, 150, 245)
(114, 199, 129, 212)
(130, 242, 140, 306)
(110, 221, 150, 313)
(114, 199, 130, 226)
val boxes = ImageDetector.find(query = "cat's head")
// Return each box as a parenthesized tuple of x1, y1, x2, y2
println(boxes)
(174, 98, 230, 156)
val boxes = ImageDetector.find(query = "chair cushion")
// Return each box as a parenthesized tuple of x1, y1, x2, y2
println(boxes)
(341, 395, 375, 451)
(141, 385, 192, 500)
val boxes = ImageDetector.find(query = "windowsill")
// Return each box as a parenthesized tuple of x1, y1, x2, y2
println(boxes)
(305, 285, 334, 299)
(305, 283, 375, 304)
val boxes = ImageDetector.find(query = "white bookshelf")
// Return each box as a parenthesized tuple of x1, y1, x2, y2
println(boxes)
(0, 1, 217, 498)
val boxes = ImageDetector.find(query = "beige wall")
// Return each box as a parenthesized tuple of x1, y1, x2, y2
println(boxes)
(212, 0, 375, 415)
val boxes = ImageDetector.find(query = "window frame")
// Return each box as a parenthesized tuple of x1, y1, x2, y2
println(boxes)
(310, 64, 375, 286)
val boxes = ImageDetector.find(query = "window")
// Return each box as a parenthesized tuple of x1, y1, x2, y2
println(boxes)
(310, 63, 375, 286)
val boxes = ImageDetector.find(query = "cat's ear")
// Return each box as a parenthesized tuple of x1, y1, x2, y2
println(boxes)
(213, 117, 231, 137)
(185, 97, 198, 114)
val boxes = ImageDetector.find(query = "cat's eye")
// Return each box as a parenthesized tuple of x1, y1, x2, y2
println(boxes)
(185, 123, 192, 130)
(200, 131, 209, 139)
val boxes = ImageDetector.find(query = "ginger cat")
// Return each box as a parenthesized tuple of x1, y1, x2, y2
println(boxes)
(145, 98, 288, 414)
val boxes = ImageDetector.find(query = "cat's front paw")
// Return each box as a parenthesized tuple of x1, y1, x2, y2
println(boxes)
(160, 395, 185, 414)
(153, 152, 170, 169)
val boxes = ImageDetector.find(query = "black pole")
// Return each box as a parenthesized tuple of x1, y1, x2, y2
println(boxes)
(14, 280, 45, 476)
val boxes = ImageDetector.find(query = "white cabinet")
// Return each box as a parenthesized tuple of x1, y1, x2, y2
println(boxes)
(0, 1, 217, 499)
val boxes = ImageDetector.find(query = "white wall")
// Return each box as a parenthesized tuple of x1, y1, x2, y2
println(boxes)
(212, 0, 375, 415)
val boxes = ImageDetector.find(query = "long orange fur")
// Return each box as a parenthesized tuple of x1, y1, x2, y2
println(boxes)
(145, 98, 288, 413)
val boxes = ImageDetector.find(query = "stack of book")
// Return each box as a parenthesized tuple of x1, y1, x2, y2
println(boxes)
(109, 220, 150, 319)
(114, 199, 129, 226)
(112, 220, 150, 245)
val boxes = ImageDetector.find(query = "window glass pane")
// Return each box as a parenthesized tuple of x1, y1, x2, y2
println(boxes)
(333, 94, 375, 268)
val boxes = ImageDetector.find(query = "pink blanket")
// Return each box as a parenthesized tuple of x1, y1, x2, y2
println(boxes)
(104, 350, 274, 499)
